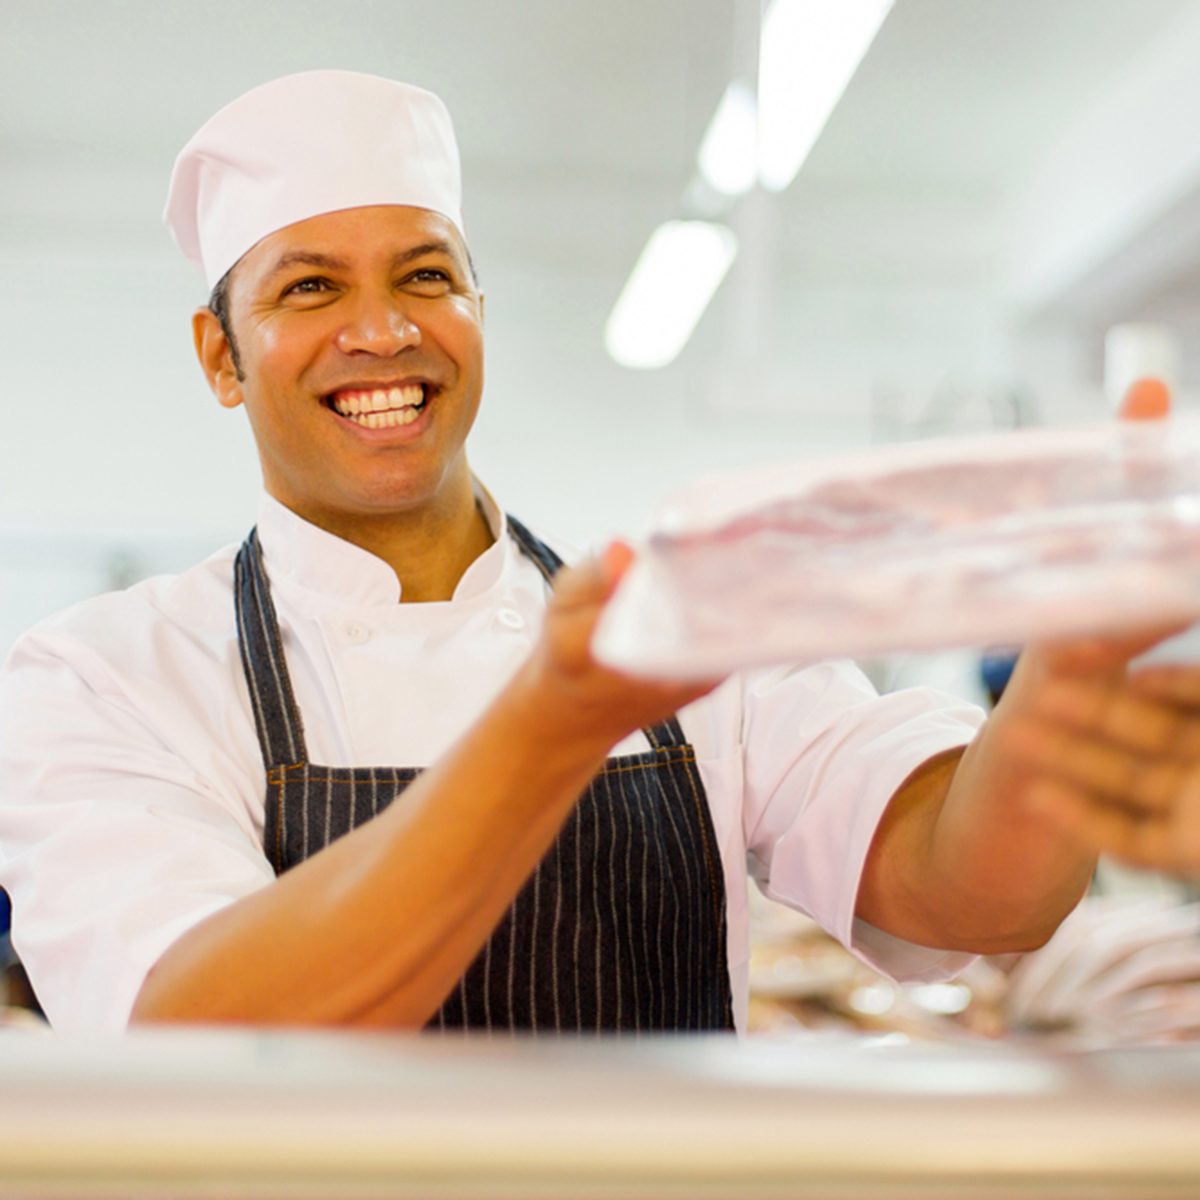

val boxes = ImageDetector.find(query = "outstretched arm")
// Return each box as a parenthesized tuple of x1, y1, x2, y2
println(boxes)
(854, 632, 1176, 955)
(132, 546, 717, 1028)
(857, 378, 1188, 952)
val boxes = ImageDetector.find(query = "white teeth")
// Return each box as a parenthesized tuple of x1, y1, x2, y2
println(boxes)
(397, 385, 423, 407)
(336, 404, 423, 429)
(331, 384, 425, 419)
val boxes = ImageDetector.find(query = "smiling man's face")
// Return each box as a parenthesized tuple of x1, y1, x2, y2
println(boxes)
(195, 204, 485, 532)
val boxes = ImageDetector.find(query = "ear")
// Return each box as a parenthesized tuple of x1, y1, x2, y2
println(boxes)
(192, 307, 244, 410)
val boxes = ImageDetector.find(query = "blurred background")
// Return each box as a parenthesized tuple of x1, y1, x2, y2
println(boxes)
(4, 0, 1200, 663)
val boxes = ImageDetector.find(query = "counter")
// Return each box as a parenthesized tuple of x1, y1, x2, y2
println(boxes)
(1, 1030, 1198, 1197)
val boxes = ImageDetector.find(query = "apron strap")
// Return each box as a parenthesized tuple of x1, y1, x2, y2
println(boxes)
(235, 516, 690, 771)
(506, 514, 562, 584)
(505, 516, 689, 753)
(234, 530, 308, 768)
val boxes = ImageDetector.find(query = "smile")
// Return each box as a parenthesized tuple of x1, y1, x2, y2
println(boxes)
(326, 384, 429, 429)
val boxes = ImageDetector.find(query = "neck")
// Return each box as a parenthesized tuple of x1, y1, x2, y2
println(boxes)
(289, 479, 496, 603)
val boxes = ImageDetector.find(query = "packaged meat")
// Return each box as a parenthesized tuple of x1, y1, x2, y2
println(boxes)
(592, 417, 1200, 677)
(1003, 897, 1200, 1045)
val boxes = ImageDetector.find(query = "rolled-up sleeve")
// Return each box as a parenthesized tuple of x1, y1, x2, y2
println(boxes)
(740, 659, 985, 982)
(0, 633, 274, 1031)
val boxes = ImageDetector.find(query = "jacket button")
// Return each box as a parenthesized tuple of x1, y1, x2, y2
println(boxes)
(342, 621, 371, 645)
(497, 608, 525, 631)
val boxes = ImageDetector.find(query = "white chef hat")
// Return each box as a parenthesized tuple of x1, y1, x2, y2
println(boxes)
(164, 69, 465, 290)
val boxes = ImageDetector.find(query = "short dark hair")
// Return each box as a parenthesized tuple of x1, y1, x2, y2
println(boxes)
(207, 267, 244, 381)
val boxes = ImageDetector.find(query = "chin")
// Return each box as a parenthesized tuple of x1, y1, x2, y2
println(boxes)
(342, 479, 449, 517)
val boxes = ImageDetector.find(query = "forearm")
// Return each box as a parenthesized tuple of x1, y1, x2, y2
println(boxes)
(130, 665, 614, 1028)
(856, 723, 1096, 955)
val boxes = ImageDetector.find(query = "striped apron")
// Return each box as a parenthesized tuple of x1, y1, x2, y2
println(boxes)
(234, 519, 735, 1033)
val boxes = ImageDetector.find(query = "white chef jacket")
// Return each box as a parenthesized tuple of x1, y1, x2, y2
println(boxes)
(0, 487, 985, 1032)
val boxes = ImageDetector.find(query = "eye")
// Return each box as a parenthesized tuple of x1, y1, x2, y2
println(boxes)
(282, 276, 333, 298)
(404, 267, 454, 291)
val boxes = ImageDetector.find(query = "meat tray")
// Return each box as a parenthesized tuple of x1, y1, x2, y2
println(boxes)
(592, 417, 1200, 677)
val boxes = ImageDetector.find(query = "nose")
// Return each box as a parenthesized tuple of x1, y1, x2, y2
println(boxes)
(334, 288, 421, 356)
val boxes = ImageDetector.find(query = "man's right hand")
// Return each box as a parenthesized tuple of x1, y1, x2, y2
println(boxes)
(131, 540, 722, 1029)
(517, 542, 724, 752)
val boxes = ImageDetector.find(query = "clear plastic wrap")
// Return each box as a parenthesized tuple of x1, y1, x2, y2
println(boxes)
(593, 417, 1200, 677)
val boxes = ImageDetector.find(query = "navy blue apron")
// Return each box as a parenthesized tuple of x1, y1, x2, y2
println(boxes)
(234, 518, 734, 1032)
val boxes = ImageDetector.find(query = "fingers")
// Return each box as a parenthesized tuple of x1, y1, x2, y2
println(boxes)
(1131, 664, 1200, 708)
(1029, 676, 1200, 760)
(554, 541, 636, 614)
(1028, 623, 1195, 675)
(1024, 776, 1191, 872)
(1005, 715, 1197, 815)
(552, 549, 624, 614)
(1118, 376, 1171, 421)
(600, 540, 635, 588)
(1003, 649, 1200, 871)
(547, 545, 725, 715)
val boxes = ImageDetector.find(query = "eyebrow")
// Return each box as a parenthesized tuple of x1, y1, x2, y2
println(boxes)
(390, 241, 464, 271)
(263, 250, 350, 280)
(263, 241, 466, 282)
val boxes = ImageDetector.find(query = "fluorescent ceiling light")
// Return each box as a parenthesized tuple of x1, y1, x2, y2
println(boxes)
(605, 221, 738, 370)
(758, 0, 894, 192)
(697, 80, 758, 197)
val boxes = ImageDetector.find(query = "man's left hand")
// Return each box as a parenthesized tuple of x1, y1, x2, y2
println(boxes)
(998, 635, 1200, 875)
(994, 376, 1200, 876)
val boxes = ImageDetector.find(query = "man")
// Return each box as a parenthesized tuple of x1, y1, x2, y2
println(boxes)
(0, 70, 1191, 1032)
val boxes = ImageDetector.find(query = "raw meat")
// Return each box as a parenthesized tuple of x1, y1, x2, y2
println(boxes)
(594, 419, 1200, 677)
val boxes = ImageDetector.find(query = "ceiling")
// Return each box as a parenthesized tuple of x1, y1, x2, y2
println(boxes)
(3, 0, 1200, 550)
(3, 0, 1194, 282)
